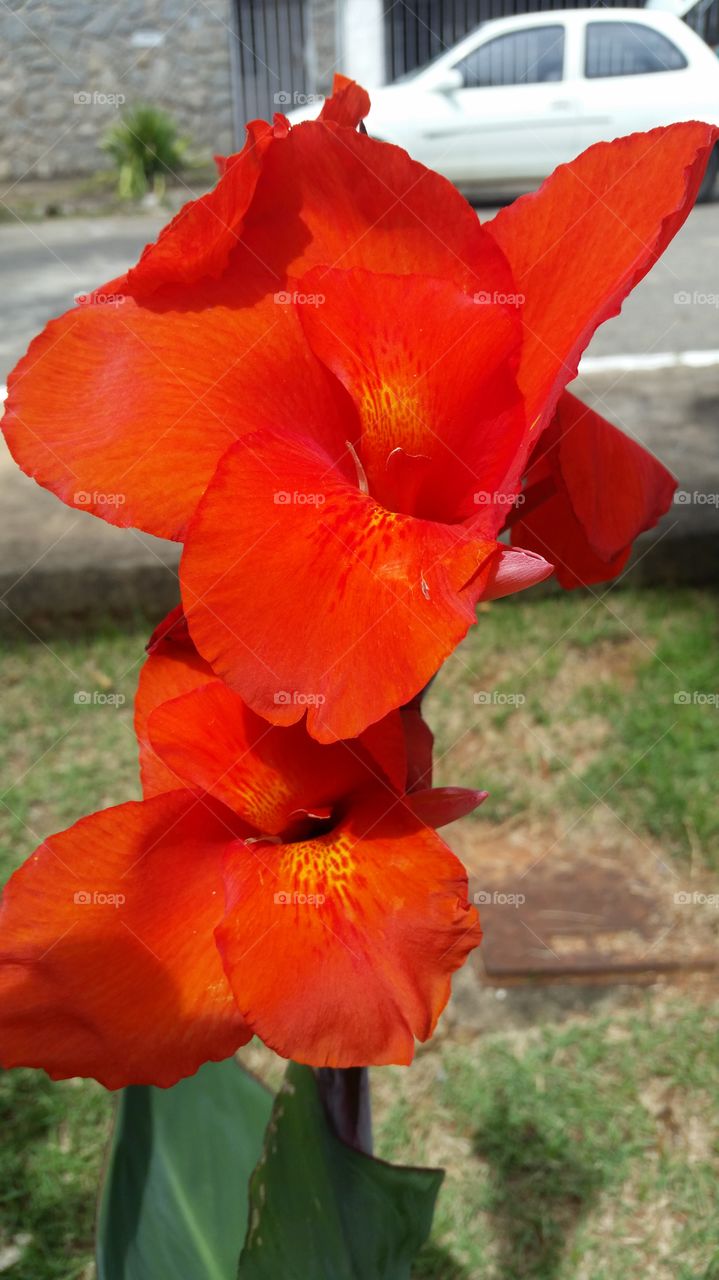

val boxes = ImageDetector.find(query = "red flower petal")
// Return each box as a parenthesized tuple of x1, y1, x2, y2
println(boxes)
(511, 392, 676, 588)
(486, 122, 719, 427)
(134, 606, 216, 798)
(401, 703, 435, 791)
(2, 247, 348, 539)
(296, 267, 525, 524)
(477, 544, 554, 602)
(147, 680, 402, 833)
(359, 712, 408, 793)
(554, 393, 676, 562)
(319, 74, 370, 128)
(125, 118, 276, 300)
(0, 793, 250, 1088)
(3, 107, 512, 539)
(405, 787, 488, 827)
(242, 121, 514, 289)
(181, 430, 494, 742)
(215, 790, 481, 1066)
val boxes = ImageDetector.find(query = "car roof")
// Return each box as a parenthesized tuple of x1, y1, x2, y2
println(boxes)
(465, 6, 681, 27)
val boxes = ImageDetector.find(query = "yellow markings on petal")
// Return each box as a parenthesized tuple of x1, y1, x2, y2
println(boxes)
(232, 769, 295, 835)
(360, 380, 428, 473)
(276, 830, 359, 911)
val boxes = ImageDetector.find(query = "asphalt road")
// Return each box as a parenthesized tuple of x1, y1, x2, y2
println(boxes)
(0, 201, 718, 379)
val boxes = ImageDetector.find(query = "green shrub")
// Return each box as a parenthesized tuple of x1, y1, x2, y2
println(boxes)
(102, 104, 187, 199)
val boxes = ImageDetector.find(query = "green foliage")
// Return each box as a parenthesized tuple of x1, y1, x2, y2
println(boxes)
(97, 1060, 272, 1280)
(102, 105, 187, 199)
(238, 1062, 443, 1279)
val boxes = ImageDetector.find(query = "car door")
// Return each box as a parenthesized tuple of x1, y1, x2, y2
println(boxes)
(419, 23, 583, 189)
(576, 18, 695, 147)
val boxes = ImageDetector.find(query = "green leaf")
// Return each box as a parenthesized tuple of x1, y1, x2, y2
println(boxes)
(238, 1063, 443, 1280)
(97, 1057, 272, 1280)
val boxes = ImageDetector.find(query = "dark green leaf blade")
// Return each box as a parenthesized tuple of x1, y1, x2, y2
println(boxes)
(97, 1057, 272, 1280)
(238, 1062, 443, 1280)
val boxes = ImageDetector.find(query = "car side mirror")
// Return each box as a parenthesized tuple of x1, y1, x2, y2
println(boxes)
(433, 67, 463, 93)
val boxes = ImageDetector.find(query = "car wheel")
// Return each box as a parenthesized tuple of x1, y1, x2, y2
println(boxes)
(697, 145, 718, 204)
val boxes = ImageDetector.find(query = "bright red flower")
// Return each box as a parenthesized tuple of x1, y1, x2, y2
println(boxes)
(509, 393, 677, 588)
(0, 612, 483, 1087)
(2, 78, 713, 739)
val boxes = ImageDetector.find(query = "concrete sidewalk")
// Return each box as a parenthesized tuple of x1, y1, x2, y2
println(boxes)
(1, 364, 717, 635)
(0, 448, 180, 634)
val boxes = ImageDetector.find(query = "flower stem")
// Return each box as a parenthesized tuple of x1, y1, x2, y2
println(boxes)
(315, 1067, 373, 1153)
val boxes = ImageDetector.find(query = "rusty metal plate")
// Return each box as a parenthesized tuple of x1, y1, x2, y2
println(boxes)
(464, 852, 717, 985)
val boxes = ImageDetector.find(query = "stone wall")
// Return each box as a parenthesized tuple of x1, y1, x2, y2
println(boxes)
(0, 0, 236, 181)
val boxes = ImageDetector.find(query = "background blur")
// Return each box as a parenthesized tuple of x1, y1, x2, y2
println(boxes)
(1, 0, 719, 182)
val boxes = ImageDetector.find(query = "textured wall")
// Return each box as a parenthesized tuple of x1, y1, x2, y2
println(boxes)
(0, 0, 236, 180)
(308, 0, 340, 93)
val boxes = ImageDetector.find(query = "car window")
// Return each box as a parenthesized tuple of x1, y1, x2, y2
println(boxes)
(585, 22, 688, 77)
(453, 26, 565, 88)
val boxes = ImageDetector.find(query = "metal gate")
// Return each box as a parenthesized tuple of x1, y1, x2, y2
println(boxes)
(385, 0, 646, 81)
(685, 0, 719, 46)
(231, 0, 312, 134)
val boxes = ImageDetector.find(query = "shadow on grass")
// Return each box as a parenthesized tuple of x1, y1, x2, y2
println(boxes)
(472, 1089, 605, 1280)
(412, 1239, 472, 1279)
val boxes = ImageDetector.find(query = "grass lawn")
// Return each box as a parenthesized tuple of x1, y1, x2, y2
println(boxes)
(0, 588, 717, 1278)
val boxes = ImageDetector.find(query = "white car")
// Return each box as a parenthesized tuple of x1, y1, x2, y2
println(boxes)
(291, 8, 719, 199)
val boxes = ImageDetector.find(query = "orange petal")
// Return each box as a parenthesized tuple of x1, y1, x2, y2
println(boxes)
(2, 245, 348, 540)
(511, 392, 676, 588)
(486, 121, 719, 427)
(216, 790, 481, 1066)
(0, 793, 250, 1088)
(134, 606, 216, 798)
(181, 430, 494, 742)
(243, 120, 513, 288)
(319, 75, 370, 128)
(296, 267, 524, 524)
(125, 118, 277, 299)
(147, 680, 403, 834)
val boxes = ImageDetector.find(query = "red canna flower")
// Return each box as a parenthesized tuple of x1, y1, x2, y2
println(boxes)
(2, 78, 713, 740)
(508, 392, 677, 589)
(0, 611, 483, 1088)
